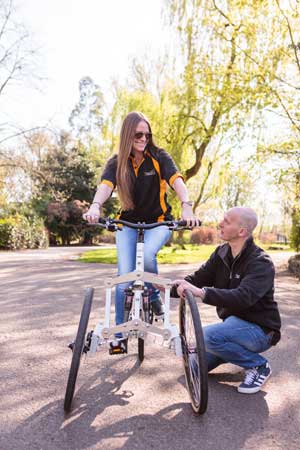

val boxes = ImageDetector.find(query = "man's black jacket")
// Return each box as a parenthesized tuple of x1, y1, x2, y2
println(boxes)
(172, 237, 281, 344)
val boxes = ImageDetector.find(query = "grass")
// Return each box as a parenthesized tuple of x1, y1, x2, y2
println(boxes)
(78, 242, 293, 265)
(80, 244, 217, 264)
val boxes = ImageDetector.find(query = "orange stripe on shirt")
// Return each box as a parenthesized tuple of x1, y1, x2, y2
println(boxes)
(151, 156, 167, 215)
(100, 179, 114, 190)
(169, 172, 183, 187)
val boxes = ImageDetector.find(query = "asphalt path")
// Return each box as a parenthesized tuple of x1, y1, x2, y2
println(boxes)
(0, 247, 299, 450)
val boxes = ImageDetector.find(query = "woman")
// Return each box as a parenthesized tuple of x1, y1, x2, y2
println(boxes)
(83, 111, 199, 347)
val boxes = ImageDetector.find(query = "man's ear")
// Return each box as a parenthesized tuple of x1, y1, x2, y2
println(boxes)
(239, 227, 249, 238)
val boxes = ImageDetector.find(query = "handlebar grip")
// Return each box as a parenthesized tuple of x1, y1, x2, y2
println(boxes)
(176, 220, 202, 227)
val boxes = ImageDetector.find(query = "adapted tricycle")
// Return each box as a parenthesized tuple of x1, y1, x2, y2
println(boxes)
(64, 218, 208, 414)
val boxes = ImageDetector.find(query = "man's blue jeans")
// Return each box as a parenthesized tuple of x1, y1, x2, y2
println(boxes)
(203, 316, 273, 371)
(115, 225, 171, 325)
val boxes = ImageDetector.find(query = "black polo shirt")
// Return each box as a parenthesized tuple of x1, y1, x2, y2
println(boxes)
(100, 146, 182, 223)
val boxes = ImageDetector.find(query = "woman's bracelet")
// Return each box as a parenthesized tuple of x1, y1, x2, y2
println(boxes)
(91, 202, 101, 208)
(181, 201, 193, 207)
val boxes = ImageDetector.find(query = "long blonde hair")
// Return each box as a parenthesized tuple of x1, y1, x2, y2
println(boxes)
(116, 111, 155, 210)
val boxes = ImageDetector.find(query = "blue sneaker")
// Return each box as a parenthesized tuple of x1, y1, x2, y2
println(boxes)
(238, 362, 272, 394)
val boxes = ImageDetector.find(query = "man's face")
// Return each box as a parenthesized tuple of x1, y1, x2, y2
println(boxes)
(219, 210, 245, 242)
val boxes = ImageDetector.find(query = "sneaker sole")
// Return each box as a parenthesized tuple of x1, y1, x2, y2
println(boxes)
(237, 371, 272, 394)
(154, 314, 164, 321)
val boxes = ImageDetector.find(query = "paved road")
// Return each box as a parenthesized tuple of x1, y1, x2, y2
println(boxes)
(0, 248, 299, 450)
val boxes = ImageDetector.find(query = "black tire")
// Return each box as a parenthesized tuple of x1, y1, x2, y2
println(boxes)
(64, 287, 94, 413)
(179, 290, 208, 414)
(138, 294, 152, 363)
(138, 337, 144, 362)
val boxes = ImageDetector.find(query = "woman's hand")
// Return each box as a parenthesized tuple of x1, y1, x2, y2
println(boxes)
(172, 178, 201, 227)
(181, 202, 201, 227)
(82, 204, 101, 224)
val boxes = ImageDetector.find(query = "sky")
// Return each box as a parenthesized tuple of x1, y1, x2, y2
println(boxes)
(3, 0, 169, 131)
(0, 0, 288, 226)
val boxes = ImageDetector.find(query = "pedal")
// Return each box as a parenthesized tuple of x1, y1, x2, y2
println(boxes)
(83, 330, 93, 354)
(68, 342, 75, 351)
(109, 340, 128, 355)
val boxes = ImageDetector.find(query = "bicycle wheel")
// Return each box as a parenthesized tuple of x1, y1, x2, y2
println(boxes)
(179, 290, 208, 414)
(138, 292, 152, 363)
(64, 287, 94, 413)
(138, 337, 144, 362)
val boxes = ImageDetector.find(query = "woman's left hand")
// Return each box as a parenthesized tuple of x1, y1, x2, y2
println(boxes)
(181, 203, 201, 227)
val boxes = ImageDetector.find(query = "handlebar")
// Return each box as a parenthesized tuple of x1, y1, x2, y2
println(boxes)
(88, 218, 201, 232)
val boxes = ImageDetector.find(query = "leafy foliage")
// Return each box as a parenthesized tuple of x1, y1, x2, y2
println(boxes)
(0, 215, 48, 250)
(290, 207, 300, 252)
(190, 226, 219, 245)
(45, 200, 91, 245)
(69, 76, 105, 145)
(30, 131, 117, 245)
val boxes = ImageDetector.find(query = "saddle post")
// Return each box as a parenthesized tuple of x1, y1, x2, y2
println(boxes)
(132, 224, 145, 319)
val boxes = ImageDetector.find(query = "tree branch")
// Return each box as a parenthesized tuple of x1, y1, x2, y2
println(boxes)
(212, 0, 234, 26)
(0, 0, 12, 42)
(0, 126, 56, 145)
(275, 0, 300, 77)
(193, 160, 213, 212)
(185, 27, 237, 181)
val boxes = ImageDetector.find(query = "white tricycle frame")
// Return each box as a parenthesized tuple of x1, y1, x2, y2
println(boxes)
(90, 219, 182, 357)
(64, 218, 208, 415)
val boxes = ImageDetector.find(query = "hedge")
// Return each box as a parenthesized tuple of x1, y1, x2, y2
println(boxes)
(288, 253, 300, 279)
(0, 215, 48, 250)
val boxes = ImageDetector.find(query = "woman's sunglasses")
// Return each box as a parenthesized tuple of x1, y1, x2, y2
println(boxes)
(134, 132, 152, 141)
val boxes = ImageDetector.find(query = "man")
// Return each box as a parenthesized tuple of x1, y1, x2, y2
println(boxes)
(172, 207, 281, 394)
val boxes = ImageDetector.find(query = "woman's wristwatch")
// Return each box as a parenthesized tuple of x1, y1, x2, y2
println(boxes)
(91, 202, 101, 209)
(181, 201, 193, 207)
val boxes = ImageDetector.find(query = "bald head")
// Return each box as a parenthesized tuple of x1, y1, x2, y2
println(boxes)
(228, 207, 258, 235)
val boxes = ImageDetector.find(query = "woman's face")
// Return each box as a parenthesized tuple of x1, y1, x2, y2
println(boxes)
(132, 120, 150, 155)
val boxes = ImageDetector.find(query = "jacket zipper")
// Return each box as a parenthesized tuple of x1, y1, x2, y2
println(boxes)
(229, 253, 242, 279)
(222, 253, 242, 279)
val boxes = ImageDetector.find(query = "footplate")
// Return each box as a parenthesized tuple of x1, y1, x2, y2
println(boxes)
(109, 340, 128, 355)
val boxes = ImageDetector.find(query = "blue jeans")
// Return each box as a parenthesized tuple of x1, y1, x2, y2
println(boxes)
(115, 225, 171, 325)
(203, 316, 273, 371)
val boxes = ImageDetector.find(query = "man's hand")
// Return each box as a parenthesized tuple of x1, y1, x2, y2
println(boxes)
(173, 279, 206, 300)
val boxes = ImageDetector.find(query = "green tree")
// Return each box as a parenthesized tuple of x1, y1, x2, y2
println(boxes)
(252, 1, 300, 248)
(0, 0, 42, 211)
(30, 131, 113, 244)
(164, 0, 278, 182)
(69, 76, 105, 146)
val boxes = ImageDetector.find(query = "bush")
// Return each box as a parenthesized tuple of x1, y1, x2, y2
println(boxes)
(190, 226, 218, 245)
(46, 199, 101, 245)
(0, 215, 48, 250)
(96, 231, 115, 244)
(290, 209, 300, 251)
(288, 253, 300, 278)
(258, 232, 277, 245)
